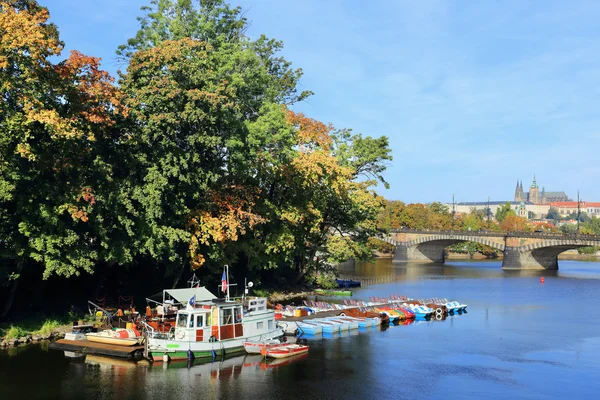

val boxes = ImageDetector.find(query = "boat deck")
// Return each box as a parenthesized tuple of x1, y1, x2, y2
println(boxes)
(49, 339, 145, 359)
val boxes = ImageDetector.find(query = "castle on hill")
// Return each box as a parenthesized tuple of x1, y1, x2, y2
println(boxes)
(514, 176, 570, 205)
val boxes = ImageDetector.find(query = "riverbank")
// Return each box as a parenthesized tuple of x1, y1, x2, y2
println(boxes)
(0, 322, 71, 349)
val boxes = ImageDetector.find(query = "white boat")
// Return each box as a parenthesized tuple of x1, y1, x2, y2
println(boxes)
(146, 295, 283, 362)
(86, 329, 141, 346)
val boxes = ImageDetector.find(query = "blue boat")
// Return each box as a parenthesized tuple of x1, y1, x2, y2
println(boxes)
(335, 279, 361, 288)
(296, 321, 322, 335)
(311, 318, 343, 333)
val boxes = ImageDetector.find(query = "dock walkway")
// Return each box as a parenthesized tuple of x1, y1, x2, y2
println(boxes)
(49, 339, 144, 359)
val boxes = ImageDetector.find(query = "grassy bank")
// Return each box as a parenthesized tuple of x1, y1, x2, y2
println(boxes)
(0, 315, 73, 345)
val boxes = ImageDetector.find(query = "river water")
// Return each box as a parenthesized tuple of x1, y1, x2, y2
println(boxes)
(2, 259, 600, 399)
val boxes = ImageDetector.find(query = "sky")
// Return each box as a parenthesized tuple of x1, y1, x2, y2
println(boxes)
(39, 0, 600, 203)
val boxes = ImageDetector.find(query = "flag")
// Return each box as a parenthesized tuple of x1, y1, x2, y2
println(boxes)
(221, 269, 227, 293)
(189, 295, 196, 307)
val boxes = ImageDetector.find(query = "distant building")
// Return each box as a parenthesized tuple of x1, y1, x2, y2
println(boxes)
(448, 201, 550, 220)
(513, 176, 570, 205)
(550, 201, 600, 217)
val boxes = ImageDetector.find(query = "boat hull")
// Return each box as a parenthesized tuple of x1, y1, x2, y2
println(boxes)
(148, 329, 283, 361)
(264, 345, 309, 359)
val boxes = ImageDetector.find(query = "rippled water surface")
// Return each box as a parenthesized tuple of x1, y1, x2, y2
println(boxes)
(2, 259, 600, 399)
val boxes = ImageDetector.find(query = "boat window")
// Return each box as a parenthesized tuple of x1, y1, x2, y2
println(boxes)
(234, 307, 242, 323)
(257, 321, 264, 330)
(268, 319, 273, 330)
(177, 313, 188, 328)
(220, 308, 233, 325)
(196, 314, 204, 328)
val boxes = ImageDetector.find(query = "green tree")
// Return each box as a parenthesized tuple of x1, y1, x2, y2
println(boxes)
(495, 202, 515, 223)
(546, 207, 561, 221)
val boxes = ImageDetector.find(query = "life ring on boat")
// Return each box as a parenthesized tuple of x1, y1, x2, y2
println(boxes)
(435, 308, 443, 316)
(435, 313, 443, 321)
(176, 330, 185, 340)
(209, 335, 217, 343)
(339, 312, 346, 316)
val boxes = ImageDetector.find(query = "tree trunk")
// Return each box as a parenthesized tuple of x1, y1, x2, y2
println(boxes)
(1, 258, 24, 320)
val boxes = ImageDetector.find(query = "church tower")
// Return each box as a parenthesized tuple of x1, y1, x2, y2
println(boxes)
(541, 187, 546, 204)
(529, 175, 540, 204)
(514, 180, 525, 202)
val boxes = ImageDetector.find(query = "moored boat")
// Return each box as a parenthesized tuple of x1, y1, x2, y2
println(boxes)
(314, 289, 352, 296)
(86, 329, 141, 346)
(243, 339, 282, 354)
(261, 344, 309, 359)
(145, 269, 284, 362)
(296, 321, 323, 335)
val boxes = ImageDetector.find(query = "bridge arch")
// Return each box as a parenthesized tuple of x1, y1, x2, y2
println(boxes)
(515, 239, 597, 270)
(397, 234, 505, 263)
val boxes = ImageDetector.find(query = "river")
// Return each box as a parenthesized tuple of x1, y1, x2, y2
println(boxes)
(2, 259, 600, 399)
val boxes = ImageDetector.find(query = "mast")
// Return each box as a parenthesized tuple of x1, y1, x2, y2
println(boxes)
(226, 264, 230, 301)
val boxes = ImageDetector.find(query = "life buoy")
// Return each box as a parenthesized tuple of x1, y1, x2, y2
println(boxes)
(435, 308, 443, 315)
(209, 335, 217, 343)
(339, 312, 346, 316)
(176, 330, 185, 340)
(435, 313, 443, 321)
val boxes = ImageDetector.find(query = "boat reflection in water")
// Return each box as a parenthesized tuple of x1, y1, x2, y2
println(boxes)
(81, 350, 309, 375)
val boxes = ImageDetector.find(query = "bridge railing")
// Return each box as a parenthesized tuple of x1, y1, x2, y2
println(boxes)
(385, 228, 600, 240)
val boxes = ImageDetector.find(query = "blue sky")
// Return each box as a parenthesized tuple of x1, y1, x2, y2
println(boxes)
(40, 0, 600, 203)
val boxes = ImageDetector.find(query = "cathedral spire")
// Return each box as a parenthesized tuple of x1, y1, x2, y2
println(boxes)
(531, 175, 538, 189)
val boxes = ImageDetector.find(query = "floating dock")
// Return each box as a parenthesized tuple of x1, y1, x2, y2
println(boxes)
(49, 339, 145, 359)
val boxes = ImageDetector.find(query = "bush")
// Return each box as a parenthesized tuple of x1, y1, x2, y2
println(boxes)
(367, 237, 395, 254)
(4, 325, 28, 339)
(37, 320, 60, 336)
(578, 246, 599, 255)
(316, 274, 338, 289)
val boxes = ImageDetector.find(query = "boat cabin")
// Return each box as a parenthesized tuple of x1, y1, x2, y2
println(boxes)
(173, 298, 275, 342)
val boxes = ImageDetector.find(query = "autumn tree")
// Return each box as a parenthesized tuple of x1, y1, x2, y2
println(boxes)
(499, 215, 532, 232)
(495, 202, 516, 223)
(0, 0, 127, 317)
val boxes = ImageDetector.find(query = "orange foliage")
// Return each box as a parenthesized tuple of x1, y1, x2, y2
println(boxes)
(78, 187, 96, 205)
(59, 204, 88, 223)
(286, 110, 333, 150)
(187, 186, 265, 269)
(0, 1, 62, 69)
(500, 215, 531, 232)
(56, 50, 127, 126)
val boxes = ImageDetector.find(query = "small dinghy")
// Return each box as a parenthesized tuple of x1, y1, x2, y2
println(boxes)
(243, 339, 282, 354)
(261, 344, 309, 359)
(86, 329, 141, 346)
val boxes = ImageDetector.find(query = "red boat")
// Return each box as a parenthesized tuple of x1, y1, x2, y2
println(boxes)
(243, 339, 282, 354)
(261, 344, 309, 359)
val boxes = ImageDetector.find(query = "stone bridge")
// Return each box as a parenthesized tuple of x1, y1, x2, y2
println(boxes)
(386, 230, 600, 270)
